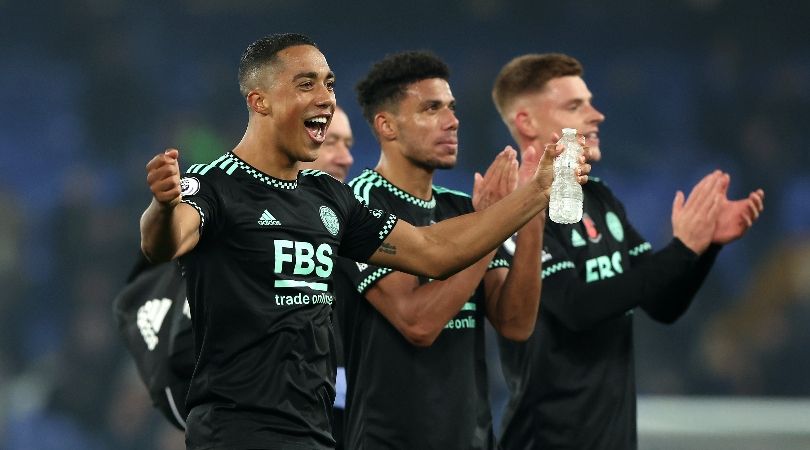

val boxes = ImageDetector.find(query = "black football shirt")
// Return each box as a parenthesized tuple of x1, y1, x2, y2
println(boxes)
(178, 153, 398, 450)
(113, 255, 193, 430)
(338, 169, 508, 450)
(498, 178, 650, 450)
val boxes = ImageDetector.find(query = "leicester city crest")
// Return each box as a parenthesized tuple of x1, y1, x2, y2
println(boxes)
(319, 206, 340, 236)
(605, 211, 624, 242)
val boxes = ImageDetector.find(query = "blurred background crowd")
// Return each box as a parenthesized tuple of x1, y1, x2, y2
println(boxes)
(1, 0, 808, 448)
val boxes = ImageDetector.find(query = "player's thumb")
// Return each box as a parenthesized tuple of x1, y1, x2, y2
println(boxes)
(672, 191, 684, 216)
(164, 148, 180, 161)
(538, 142, 562, 169)
(718, 172, 730, 197)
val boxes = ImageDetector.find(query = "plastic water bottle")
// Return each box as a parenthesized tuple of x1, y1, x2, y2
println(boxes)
(548, 128, 583, 224)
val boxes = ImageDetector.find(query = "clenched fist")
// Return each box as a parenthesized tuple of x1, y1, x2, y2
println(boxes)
(146, 149, 182, 209)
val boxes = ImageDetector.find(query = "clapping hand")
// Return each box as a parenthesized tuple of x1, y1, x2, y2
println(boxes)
(712, 180, 764, 245)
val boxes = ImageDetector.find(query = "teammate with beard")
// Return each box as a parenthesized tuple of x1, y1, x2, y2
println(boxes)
(139, 36, 588, 449)
(491, 53, 764, 449)
(337, 51, 564, 450)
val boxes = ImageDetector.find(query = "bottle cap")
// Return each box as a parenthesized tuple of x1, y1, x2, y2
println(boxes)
(562, 128, 577, 135)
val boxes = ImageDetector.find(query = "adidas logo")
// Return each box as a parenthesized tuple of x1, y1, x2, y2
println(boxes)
(136, 298, 172, 351)
(258, 209, 281, 226)
(182, 298, 191, 319)
(571, 229, 587, 247)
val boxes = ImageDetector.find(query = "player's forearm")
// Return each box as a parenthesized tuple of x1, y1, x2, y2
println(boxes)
(422, 182, 547, 279)
(140, 199, 186, 263)
(641, 241, 721, 323)
(488, 215, 544, 341)
(394, 255, 493, 347)
(548, 239, 698, 331)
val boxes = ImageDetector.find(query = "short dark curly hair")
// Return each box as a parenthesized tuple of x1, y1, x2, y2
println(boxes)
(238, 33, 318, 97)
(355, 51, 450, 128)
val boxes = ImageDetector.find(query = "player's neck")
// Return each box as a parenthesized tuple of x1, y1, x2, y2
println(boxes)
(375, 151, 434, 201)
(233, 128, 300, 181)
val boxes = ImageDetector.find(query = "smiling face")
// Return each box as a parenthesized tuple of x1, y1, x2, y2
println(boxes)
(299, 107, 354, 181)
(262, 45, 336, 163)
(520, 75, 605, 161)
(390, 78, 459, 170)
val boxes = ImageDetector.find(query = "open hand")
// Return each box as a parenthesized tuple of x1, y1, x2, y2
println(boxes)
(517, 145, 542, 188)
(473, 146, 518, 211)
(672, 170, 724, 254)
(713, 184, 765, 244)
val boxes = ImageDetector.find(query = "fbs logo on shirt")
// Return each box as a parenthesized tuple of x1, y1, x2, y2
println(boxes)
(258, 209, 281, 226)
(273, 239, 334, 291)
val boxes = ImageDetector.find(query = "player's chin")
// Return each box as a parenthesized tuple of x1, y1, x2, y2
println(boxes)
(299, 146, 320, 163)
(433, 160, 457, 170)
(432, 154, 458, 170)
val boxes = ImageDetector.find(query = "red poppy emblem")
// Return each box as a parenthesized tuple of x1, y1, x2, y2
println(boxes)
(583, 213, 602, 243)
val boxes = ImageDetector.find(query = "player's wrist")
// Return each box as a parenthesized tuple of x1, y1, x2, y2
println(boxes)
(151, 197, 181, 216)
(671, 235, 702, 257)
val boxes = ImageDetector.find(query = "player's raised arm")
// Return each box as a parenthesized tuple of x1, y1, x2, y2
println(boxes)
(140, 148, 202, 262)
(482, 144, 546, 341)
(358, 148, 518, 348)
(368, 143, 589, 280)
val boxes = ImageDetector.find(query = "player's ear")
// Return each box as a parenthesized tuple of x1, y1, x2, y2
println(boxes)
(514, 110, 538, 140)
(246, 89, 270, 115)
(375, 112, 397, 141)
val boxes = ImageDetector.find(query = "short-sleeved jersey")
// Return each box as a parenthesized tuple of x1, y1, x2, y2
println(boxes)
(178, 153, 398, 450)
(337, 169, 509, 450)
(498, 179, 651, 450)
